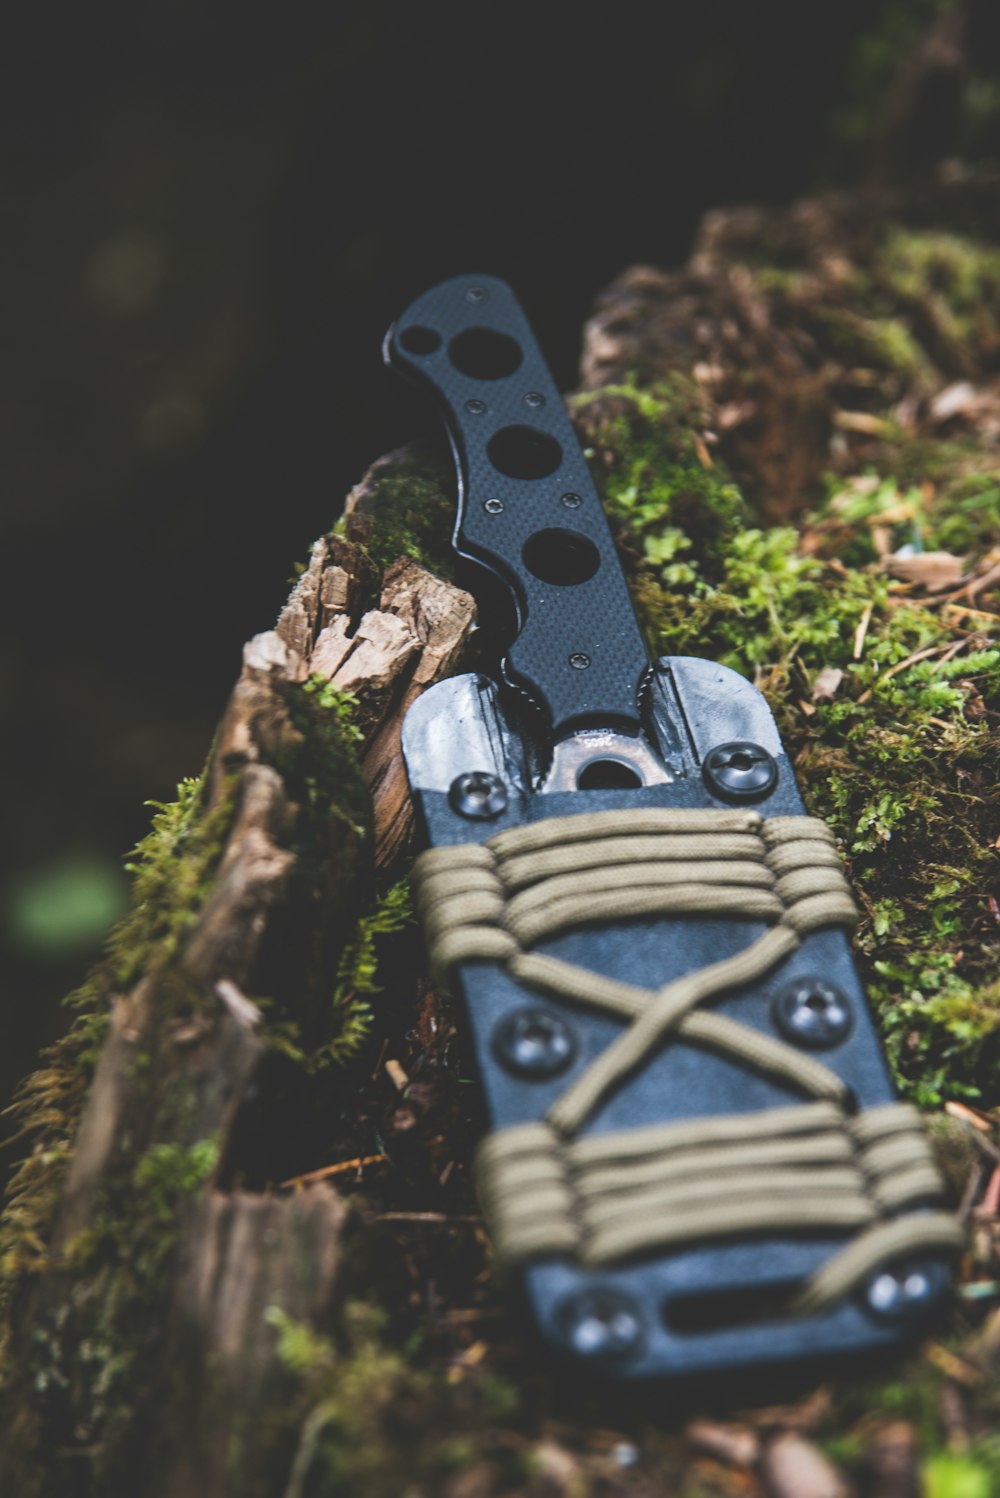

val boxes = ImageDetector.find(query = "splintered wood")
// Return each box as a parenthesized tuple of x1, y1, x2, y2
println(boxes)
(276, 533, 475, 866)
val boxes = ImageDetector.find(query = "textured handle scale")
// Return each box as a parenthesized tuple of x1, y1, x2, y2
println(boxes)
(384, 274, 649, 738)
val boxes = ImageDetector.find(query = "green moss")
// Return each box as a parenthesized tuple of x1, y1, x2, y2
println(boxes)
(0, 774, 236, 1301)
(130, 1139, 220, 1225)
(267, 878, 414, 1071)
(930, 472, 1000, 554)
(924, 1453, 999, 1498)
(879, 229, 1000, 329)
(111, 773, 239, 991)
(323, 879, 412, 1065)
(39, 1133, 223, 1491)
(585, 382, 1000, 1106)
(572, 377, 747, 645)
(269, 1299, 433, 1496)
(338, 451, 458, 576)
(816, 306, 931, 381)
(286, 676, 369, 835)
(254, 674, 374, 1059)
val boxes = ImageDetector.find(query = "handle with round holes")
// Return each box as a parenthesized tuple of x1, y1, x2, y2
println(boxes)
(384, 274, 650, 739)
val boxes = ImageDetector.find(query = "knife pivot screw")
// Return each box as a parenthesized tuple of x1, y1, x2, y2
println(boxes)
(702, 740, 778, 801)
(864, 1259, 946, 1322)
(483, 497, 505, 514)
(493, 1006, 576, 1078)
(560, 491, 582, 509)
(569, 652, 591, 670)
(448, 770, 508, 820)
(773, 978, 852, 1048)
(523, 390, 545, 408)
(557, 1288, 643, 1361)
(465, 398, 487, 415)
(465, 285, 488, 303)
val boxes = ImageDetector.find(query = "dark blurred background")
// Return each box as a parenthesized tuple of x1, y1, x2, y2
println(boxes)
(3, 0, 998, 1116)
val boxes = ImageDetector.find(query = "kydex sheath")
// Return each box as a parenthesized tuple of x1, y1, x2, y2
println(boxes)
(384, 275, 963, 1381)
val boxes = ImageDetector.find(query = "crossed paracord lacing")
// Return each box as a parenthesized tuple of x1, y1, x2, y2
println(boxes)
(414, 808, 963, 1312)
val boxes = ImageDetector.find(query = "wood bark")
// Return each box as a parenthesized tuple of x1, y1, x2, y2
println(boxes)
(0, 517, 476, 1497)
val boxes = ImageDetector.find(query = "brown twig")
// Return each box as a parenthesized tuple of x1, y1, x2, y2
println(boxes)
(279, 1154, 387, 1190)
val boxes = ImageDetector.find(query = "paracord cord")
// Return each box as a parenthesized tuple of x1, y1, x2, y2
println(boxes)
(414, 808, 964, 1312)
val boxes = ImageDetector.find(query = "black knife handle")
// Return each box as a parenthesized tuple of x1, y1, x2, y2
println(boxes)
(384, 274, 650, 739)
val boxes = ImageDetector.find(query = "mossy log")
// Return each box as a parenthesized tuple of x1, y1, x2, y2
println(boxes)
(3, 173, 1000, 1498)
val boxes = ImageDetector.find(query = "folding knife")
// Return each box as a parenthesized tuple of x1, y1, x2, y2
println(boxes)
(383, 275, 960, 1382)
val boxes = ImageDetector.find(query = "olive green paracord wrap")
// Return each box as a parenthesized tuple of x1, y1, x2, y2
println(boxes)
(414, 808, 963, 1315)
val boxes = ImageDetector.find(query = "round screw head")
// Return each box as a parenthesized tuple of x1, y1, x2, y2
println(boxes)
(483, 497, 504, 514)
(568, 652, 591, 670)
(448, 771, 507, 820)
(560, 491, 582, 509)
(703, 740, 778, 801)
(864, 1259, 948, 1322)
(557, 1287, 643, 1361)
(466, 285, 488, 303)
(492, 1006, 576, 1078)
(523, 390, 545, 408)
(773, 978, 852, 1049)
(465, 398, 487, 415)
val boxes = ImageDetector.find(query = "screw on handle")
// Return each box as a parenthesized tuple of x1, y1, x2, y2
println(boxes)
(384, 275, 650, 739)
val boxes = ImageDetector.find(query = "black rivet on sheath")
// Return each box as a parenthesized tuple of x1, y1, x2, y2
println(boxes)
(702, 740, 778, 801)
(772, 979, 852, 1049)
(864, 1260, 947, 1322)
(556, 1288, 644, 1361)
(448, 771, 508, 820)
(493, 1007, 576, 1079)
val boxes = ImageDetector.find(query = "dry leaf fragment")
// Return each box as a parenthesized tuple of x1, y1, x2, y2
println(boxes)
(687, 1418, 759, 1468)
(883, 551, 965, 591)
(812, 667, 844, 702)
(762, 1431, 848, 1498)
(967, 553, 1000, 602)
(923, 1343, 984, 1387)
(945, 1100, 994, 1134)
(853, 602, 874, 660)
(833, 409, 894, 436)
(530, 1439, 581, 1488)
(693, 432, 714, 468)
(716, 400, 756, 430)
(385, 1058, 410, 1091)
(931, 381, 978, 422)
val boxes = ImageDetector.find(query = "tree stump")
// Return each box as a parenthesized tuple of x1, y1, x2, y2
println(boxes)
(3, 173, 1000, 1497)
